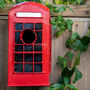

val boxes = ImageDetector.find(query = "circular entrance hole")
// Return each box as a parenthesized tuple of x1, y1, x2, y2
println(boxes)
(21, 29, 36, 44)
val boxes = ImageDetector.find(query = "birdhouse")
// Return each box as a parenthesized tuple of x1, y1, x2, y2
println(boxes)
(8, 2, 51, 86)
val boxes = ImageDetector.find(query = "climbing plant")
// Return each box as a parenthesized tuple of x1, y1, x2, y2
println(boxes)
(44, 1, 90, 90)
(54, 0, 86, 5)
(0, 0, 6, 8)
(0, 0, 86, 8)
(40, 0, 90, 90)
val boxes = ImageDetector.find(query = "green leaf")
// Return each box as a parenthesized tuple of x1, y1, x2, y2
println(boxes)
(67, 84, 78, 90)
(58, 56, 67, 69)
(59, 21, 68, 30)
(77, 0, 81, 4)
(52, 6, 60, 13)
(54, 0, 63, 4)
(57, 15, 65, 21)
(65, 33, 81, 49)
(66, 19, 73, 32)
(54, 0, 60, 4)
(70, 88, 78, 90)
(57, 6, 66, 12)
(52, 25, 58, 31)
(71, 32, 80, 40)
(39, 0, 44, 4)
(65, 38, 72, 48)
(73, 67, 82, 83)
(66, 19, 73, 25)
(60, 67, 74, 84)
(44, 1, 52, 9)
(50, 83, 64, 90)
(58, 23, 67, 30)
(66, 6, 74, 13)
(71, 40, 88, 52)
(0, 0, 6, 8)
(56, 30, 64, 38)
(51, 18, 57, 25)
(80, 36, 90, 46)
(73, 51, 81, 67)
(50, 84, 64, 89)
(65, 51, 74, 61)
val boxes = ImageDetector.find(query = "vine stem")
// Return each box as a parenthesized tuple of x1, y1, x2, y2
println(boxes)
(64, 87, 66, 90)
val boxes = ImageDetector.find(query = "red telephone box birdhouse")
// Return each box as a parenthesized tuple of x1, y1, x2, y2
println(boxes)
(8, 2, 51, 86)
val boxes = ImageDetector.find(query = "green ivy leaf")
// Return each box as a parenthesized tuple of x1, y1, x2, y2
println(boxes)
(71, 32, 80, 40)
(69, 88, 78, 90)
(58, 56, 67, 69)
(77, 0, 81, 4)
(66, 19, 73, 32)
(51, 18, 57, 25)
(54, 0, 63, 4)
(56, 30, 64, 38)
(52, 6, 60, 13)
(66, 6, 74, 13)
(39, 0, 44, 4)
(66, 33, 81, 49)
(67, 84, 78, 90)
(73, 51, 81, 67)
(80, 36, 90, 46)
(71, 40, 88, 52)
(50, 84, 64, 90)
(57, 6, 66, 12)
(44, 1, 52, 9)
(61, 67, 74, 84)
(58, 23, 67, 30)
(65, 51, 74, 61)
(57, 15, 65, 21)
(53, 0, 60, 4)
(65, 38, 72, 48)
(73, 67, 82, 83)
(0, 0, 6, 8)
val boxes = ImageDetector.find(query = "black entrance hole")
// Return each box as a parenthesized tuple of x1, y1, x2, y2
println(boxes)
(22, 29, 36, 44)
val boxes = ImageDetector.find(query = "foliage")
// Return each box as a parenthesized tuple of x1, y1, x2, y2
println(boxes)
(54, 0, 86, 5)
(14, 0, 44, 3)
(0, 0, 6, 8)
(0, 0, 86, 8)
(0, 0, 44, 7)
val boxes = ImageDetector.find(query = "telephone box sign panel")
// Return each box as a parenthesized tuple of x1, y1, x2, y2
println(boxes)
(8, 2, 51, 86)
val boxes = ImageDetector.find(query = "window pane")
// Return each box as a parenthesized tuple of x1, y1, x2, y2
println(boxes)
(15, 23, 23, 30)
(15, 45, 23, 52)
(15, 54, 23, 62)
(15, 32, 23, 44)
(24, 23, 34, 30)
(34, 54, 42, 62)
(15, 64, 23, 72)
(24, 45, 33, 51)
(34, 45, 42, 51)
(35, 23, 42, 30)
(34, 64, 42, 72)
(25, 64, 33, 72)
(25, 54, 33, 62)
(35, 32, 42, 44)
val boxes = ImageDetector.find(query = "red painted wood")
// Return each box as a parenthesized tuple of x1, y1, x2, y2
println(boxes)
(8, 2, 51, 86)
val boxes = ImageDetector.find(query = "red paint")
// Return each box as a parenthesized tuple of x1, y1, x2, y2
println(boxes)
(8, 2, 51, 86)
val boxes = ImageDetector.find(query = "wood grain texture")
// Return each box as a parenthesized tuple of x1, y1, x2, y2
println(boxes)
(86, 0, 90, 5)
(0, 18, 90, 90)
